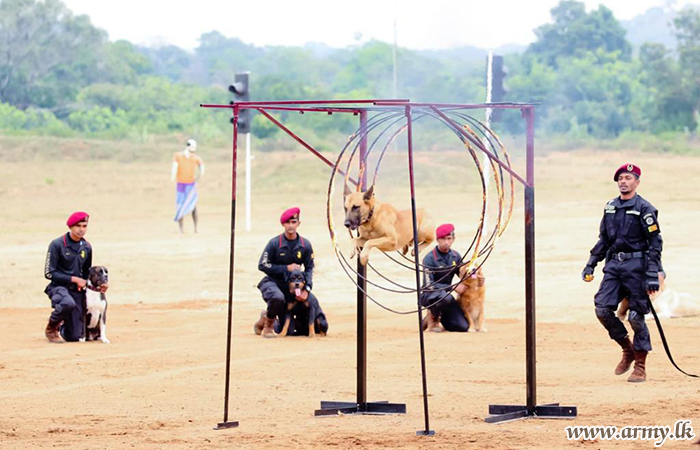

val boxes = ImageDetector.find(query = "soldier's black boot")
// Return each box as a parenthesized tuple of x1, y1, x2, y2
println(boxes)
(614, 337, 635, 375)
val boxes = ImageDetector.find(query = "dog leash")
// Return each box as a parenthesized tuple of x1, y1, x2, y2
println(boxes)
(648, 299, 698, 378)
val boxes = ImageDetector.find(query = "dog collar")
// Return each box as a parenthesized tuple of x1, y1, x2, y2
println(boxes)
(360, 206, 374, 225)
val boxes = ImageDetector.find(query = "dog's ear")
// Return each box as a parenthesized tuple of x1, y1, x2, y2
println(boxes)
(344, 183, 352, 197)
(363, 185, 374, 202)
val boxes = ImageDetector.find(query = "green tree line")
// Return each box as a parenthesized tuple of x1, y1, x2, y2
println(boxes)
(1, 0, 700, 145)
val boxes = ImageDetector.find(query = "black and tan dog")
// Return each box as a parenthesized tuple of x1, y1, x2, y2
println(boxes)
(279, 269, 328, 337)
(344, 185, 435, 266)
(84, 266, 110, 343)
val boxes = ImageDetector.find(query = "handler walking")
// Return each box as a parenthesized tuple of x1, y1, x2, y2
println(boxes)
(582, 164, 663, 382)
(171, 138, 204, 233)
(44, 212, 106, 342)
(255, 207, 315, 338)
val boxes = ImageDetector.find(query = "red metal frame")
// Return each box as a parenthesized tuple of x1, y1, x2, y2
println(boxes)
(200, 99, 570, 431)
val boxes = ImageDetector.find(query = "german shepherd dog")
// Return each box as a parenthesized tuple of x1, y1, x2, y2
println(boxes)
(343, 185, 435, 266)
(457, 265, 486, 332)
(279, 269, 328, 337)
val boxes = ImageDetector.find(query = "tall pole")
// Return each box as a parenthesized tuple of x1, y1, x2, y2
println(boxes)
(245, 132, 252, 232)
(393, 11, 398, 99)
(482, 51, 494, 231)
(216, 105, 240, 430)
(524, 107, 536, 414)
(407, 105, 433, 436)
(357, 110, 368, 408)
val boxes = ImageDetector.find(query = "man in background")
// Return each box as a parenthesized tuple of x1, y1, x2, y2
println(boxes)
(172, 138, 204, 233)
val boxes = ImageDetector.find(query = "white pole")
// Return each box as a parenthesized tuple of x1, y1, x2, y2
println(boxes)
(482, 51, 494, 232)
(245, 132, 251, 232)
(393, 11, 398, 99)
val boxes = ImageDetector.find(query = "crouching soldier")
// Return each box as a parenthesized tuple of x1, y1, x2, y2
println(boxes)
(253, 207, 324, 337)
(420, 223, 470, 332)
(44, 212, 108, 342)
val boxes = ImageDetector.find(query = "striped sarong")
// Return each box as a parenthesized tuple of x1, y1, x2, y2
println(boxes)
(174, 182, 198, 221)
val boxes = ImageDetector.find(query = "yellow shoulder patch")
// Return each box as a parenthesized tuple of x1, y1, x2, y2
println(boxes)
(648, 224, 658, 233)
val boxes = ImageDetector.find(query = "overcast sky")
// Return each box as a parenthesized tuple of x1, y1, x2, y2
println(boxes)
(62, 0, 697, 50)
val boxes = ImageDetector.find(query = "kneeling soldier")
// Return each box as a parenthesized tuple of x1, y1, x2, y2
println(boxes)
(255, 207, 316, 338)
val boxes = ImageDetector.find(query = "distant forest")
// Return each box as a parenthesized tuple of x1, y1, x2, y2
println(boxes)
(2, 0, 700, 147)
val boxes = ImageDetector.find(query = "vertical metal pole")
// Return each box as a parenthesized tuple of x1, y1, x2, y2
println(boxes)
(524, 107, 536, 414)
(221, 105, 240, 427)
(245, 132, 252, 232)
(406, 105, 433, 435)
(357, 110, 368, 409)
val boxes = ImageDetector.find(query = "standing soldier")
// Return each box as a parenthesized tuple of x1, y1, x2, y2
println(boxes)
(171, 138, 205, 233)
(420, 223, 470, 332)
(44, 212, 108, 342)
(582, 164, 662, 382)
(255, 207, 315, 338)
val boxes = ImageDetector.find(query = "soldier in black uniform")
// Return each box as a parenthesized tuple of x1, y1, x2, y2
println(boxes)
(43, 212, 107, 343)
(420, 224, 470, 332)
(582, 163, 662, 382)
(255, 207, 316, 338)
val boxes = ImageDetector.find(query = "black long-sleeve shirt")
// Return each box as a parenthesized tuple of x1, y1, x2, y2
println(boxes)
(588, 194, 663, 273)
(422, 246, 461, 290)
(258, 233, 315, 289)
(44, 233, 92, 287)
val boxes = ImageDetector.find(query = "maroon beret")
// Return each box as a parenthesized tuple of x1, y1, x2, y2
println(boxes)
(66, 211, 89, 227)
(280, 207, 300, 224)
(614, 163, 641, 181)
(436, 223, 455, 239)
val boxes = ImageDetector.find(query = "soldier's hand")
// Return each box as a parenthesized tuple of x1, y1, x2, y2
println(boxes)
(287, 263, 301, 271)
(71, 277, 87, 290)
(645, 276, 660, 293)
(582, 266, 594, 282)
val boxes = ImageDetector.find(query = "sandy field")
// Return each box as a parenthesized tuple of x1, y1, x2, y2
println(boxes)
(1, 145, 699, 450)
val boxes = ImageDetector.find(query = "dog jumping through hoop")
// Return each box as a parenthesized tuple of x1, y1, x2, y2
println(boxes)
(343, 185, 435, 266)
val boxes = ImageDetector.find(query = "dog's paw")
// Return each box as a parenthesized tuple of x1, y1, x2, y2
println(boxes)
(101, 337, 110, 344)
(79, 338, 86, 342)
(359, 252, 369, 266)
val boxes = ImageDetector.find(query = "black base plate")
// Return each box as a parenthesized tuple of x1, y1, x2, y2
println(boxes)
(486, 403, 577, 423)
(315, 400, 406, 416)
(214, 421, 240, 430)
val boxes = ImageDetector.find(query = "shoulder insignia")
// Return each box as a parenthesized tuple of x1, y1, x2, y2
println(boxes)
(648, 224, 658, 233)
(645, 217, 654, 225)
(311, 252, 315, 259)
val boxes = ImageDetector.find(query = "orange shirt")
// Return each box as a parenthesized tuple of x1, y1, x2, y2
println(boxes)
(173, 152, 203, 184)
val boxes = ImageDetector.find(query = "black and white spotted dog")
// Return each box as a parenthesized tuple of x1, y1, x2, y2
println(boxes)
(83, 266, 110, 343)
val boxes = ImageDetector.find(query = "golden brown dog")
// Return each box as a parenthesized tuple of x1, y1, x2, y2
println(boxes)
(456, 265, 486, 332)
(343, 185, 435, 266)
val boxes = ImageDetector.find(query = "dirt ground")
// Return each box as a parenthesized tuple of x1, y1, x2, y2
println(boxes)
(1, 147, 699, 450)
